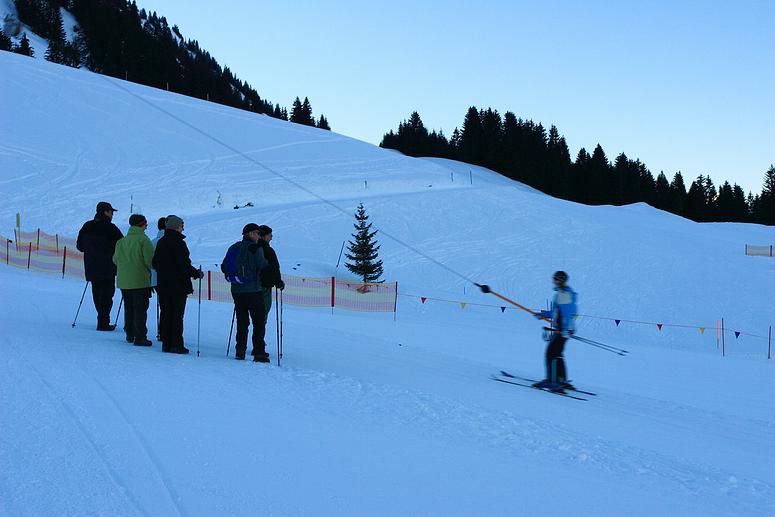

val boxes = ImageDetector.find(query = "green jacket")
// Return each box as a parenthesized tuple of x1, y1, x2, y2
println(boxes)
(113, 226, 154, 289)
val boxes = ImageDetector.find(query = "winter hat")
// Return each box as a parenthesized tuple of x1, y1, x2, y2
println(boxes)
(257, 225, 273, 236)
(96, 201, 117, 213)
(128, 214, 147, 227)
(242, 223, 260, 235)
(553, 271, 569, 283)
(165, 215, 184, 230)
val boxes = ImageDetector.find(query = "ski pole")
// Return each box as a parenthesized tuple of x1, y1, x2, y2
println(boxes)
(476, 284, 548, 320)
(155, 297, 160, 340)
(226, 307, 235, 356)
(196, 267, 202, 357)
(570, 334, 628, 355)
(275, 287, 280, 366)
(279, 289, 284, 360)
(112, 295, 123, 328)
(71, 281, 89, 327)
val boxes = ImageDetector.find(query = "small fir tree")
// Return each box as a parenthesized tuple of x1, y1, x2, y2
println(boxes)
(0, 29, 12, 51)
(344, 203, 384, 283)
(13, 32, 34, 57)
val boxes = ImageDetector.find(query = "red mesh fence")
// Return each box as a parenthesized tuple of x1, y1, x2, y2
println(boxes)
(6, 228, 398, 313)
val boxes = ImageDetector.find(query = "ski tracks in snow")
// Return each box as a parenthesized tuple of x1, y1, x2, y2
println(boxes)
(280, 366, 774, 515)
(1, 338, 186, 517)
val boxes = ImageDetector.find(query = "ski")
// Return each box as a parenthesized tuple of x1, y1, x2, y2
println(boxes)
(491, 375, 587, 401)
(499, 370, 597, 396)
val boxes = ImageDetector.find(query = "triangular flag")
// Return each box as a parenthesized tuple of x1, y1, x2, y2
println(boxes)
(657, 324, 663, 331)
(500, 307, 506, 313)
(460, 303, 466, 310)
(735, 331, 740, 339)
(699, 327, 705, 334)
(615, 319, 621, 327)
(421, 297, 427, 304)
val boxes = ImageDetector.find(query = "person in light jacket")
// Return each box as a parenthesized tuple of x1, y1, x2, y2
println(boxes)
(113, 214, 154, 346)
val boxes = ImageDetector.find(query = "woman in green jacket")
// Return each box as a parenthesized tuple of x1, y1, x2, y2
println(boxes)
(113, 214, 155, 346)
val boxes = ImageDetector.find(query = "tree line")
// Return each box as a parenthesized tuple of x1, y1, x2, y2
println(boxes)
(2, 0, 331, 130)
(381, 109, 775, 225)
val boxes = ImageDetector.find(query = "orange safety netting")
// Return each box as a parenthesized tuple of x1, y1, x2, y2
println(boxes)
(5, 229, 397, 312)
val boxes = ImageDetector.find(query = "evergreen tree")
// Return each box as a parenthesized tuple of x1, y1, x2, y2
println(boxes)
(289, 96, 304, 123)
(0, 29, 11, 51)
(301, 96, 313, 126)
(654, 172, 671, 210)
(317, 114, 330, 130)
(344, 203, 384, 283)
(13, 32, 34, 56)
(669, 172, 687, 216)
(685, 176, 707, 221)
(757, 165, 775, 225)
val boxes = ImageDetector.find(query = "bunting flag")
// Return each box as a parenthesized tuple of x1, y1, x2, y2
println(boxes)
(699, 327, 705, 334)
(735, 331, 740, 339)
(615, 319, 621, 327)
(460, 303, 466, 310)
(500, 307, 506, 313)
(421, 297, 427, 304)
(657, 324, 663, 331)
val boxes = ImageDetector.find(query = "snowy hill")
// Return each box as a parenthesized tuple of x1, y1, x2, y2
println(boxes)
(1, 50, 774, 516)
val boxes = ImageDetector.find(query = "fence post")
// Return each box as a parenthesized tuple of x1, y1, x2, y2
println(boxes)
(36, 228, 40, 251)
(27, 242, 32, 269)
(5, 239, 8, 265)
(769, 325, 772, 360)
(56, 234, 59, 254)
(393, 281, 398, 322)
(331, 276, 336, 314)
(62, 246, 67, 278)
(207, 270, 212, 301)
(721, 318, 725, 357)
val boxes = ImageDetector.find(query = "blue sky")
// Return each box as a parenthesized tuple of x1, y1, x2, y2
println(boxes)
(139, 0, 774, 194)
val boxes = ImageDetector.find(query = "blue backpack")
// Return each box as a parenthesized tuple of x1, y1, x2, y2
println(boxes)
(221, 241, 256, 285)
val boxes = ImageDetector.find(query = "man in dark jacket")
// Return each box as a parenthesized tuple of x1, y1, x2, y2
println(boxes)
(152, 215, 203, 354)
(225, 223, 269, 362)
(257, 225, 285, 325)
(76, 201, 123, 330)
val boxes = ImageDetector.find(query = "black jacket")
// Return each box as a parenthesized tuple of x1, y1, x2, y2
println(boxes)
(76, 214, 123, 281)
(257, 239, 282, 288)
(152, 230, 200, 295)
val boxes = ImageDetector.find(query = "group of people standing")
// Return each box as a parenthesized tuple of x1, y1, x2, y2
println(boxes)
(76, 201, 283, 360)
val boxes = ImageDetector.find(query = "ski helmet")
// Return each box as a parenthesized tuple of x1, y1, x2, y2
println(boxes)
(552, 271, 568, 283)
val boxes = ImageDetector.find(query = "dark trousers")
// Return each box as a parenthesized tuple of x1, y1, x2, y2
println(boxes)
(232, 291, 266, 357)
(262, 287, 273, 325)
(91, 278, 116, 327)
(158, 292, 188, 350)
(545, 334, 568, 383)
(121, 288, 151, 341)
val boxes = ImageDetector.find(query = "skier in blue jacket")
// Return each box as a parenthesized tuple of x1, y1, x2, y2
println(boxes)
(533, 271, 577, 391)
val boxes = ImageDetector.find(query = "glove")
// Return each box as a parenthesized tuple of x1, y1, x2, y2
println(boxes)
(477, 284, 491, 294)
(277, 280, 285, 290)
(533, 313, 544, 320)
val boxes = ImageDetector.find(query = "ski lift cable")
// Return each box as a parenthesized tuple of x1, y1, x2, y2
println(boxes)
(100, 74, 477, 285)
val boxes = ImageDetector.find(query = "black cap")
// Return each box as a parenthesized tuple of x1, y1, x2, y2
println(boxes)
(128, 214, 147, 227)
(242, 223, 260, 235)
(553, 271, 569, 283)
(96, 201, 117, 213)
(257, 225, 272, 236)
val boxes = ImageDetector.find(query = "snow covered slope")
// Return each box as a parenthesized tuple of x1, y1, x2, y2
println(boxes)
(1, 50, 774, 516)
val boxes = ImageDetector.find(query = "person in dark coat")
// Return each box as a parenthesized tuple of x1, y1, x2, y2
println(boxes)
(225, 223, 269, 362)
(76, 201, 123, 330)
(256, 225, 285, 326)
(151, 215, 203, 354)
